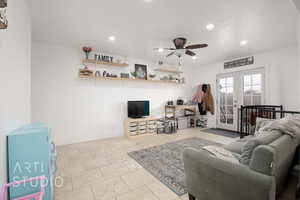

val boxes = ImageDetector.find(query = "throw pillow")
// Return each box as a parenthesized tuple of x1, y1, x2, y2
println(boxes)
(260, 115, 300, 138)
(255, 118, 275, 136)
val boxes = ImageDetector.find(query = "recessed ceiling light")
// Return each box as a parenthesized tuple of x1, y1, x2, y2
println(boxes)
(144, 0, 152, 2)
(192, 56, 197, 60)
(240, 40, 248, 46)
(206, 24, 215, 30)
(158, 48, 164, 53)
(108, 36, 116, 41)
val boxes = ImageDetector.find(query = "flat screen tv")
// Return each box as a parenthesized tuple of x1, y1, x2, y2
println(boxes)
(128, 101, 150, 118)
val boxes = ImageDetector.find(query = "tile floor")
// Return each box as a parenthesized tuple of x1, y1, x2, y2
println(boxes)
(54, 128, 296, 200)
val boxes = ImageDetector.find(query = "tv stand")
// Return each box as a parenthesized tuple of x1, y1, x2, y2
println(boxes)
(124, 117, 157, 138)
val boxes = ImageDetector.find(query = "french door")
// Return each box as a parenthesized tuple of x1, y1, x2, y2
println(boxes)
(216, 68, 265, 131)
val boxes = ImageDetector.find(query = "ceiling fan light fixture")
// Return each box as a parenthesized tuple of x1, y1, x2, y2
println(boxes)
(240, 40, 248, 46)
(206, 24, 215, 30)
(108, 36, 116, 41)
(158, 48, 164, 53)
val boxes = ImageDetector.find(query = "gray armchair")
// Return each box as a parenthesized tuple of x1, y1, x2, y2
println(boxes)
(183, 148, 275, 200)
(183, 132, 298, 200)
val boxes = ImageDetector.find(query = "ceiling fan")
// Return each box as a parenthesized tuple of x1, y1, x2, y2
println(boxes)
(154, 37, 208, 58)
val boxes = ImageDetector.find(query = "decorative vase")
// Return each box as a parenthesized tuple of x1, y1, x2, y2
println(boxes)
(82, 47, 92, 60)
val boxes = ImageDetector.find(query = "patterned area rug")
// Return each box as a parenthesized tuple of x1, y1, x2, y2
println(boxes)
(128, 137, 220, 196)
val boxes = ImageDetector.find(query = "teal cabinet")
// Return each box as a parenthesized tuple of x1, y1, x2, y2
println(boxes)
(7, 123, 55, 200)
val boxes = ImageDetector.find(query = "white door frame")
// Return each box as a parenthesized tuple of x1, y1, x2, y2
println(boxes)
(216, 67, 266, 131)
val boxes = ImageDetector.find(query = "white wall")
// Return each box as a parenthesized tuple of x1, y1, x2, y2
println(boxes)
(190, 46, 299, 127)
(31, 42, 193, 145)
(292, 0, 300, 109)
(0, 0, 31, 186)
(298, 15, 300, 109)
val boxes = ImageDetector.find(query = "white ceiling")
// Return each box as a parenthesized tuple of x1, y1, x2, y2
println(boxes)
(27, 0, 298, 66)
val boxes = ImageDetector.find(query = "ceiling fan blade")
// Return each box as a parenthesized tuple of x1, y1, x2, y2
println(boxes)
(163, 48, 176, 50)
(185, 44, 208, 49)
(166, 51, 175, 57)
(173, 37, 187, 49)
(185, 50, 196, 56)
(153, 48, 176, 51)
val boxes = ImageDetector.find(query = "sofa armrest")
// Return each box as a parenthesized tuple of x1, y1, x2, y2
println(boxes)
(250, 145, 275, 176)
(183, 148, 275, 200)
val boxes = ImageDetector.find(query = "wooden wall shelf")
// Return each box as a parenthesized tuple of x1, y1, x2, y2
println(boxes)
(155, 68, 183, 74)
(83, 59, 129, 67)
(79, 75, 183, 84)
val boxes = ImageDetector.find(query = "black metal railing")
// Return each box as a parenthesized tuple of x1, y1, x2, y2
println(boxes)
(239, 105, 300, 138)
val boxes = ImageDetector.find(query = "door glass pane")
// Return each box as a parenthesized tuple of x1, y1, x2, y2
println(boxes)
(244, 75, 251, 86)
(227, 94, 233, 105)
(220, 116, 226, 123)
(244, 86, 251, 93)
(220, 79, 226, 88)
(218, 76, 234, 127)
(226, 77, 233, 87)
(243, 73, 262, 106)
(253, 95, 261, 105)
(252, 74, 262, 85)
(227, 106, 233, 115)
(220, 106, 226, 123)
(220, 94, 225, 105)
(227, 87, 233, 94)
(227, 116, 233, 124)
(244, 95, 251, 105)
(252, 85, 261, 95)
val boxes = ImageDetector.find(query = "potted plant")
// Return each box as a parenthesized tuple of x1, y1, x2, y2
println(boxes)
(130, 72, 137, 79)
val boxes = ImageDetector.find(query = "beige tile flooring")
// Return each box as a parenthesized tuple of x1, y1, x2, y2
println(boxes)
(54, 128, 296, 200)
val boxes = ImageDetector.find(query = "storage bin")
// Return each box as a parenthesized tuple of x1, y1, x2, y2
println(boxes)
(177, 117, 188, 129)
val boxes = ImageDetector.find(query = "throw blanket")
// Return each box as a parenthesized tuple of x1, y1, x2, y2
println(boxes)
(260, 115, 300, 138)
(202, 146, 240, 164)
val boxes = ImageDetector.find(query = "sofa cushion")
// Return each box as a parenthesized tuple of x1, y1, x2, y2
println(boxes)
(224, 135, 254, 154)
(224, 140, 246, 154)
(240, 131, 282, 165)
(202, 145, 240, 164)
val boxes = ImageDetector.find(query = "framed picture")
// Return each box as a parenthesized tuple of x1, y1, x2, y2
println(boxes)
(135, 64, 147, 80)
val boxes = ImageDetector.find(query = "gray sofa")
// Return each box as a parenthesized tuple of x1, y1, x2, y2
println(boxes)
(183, 132, 299, 200)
